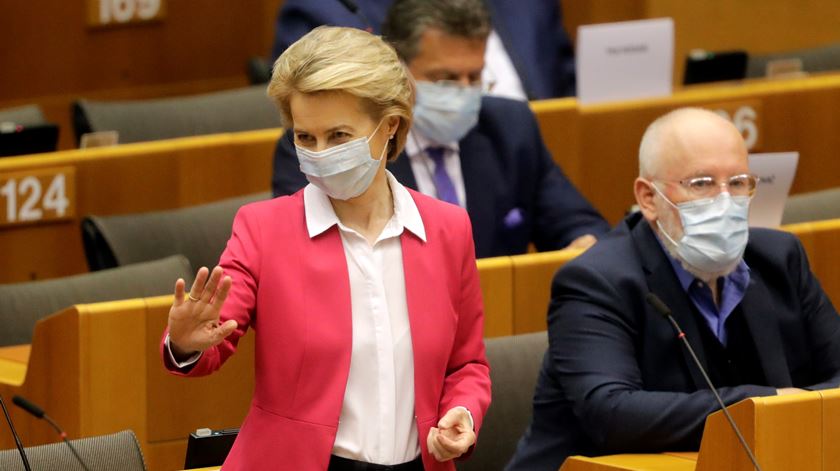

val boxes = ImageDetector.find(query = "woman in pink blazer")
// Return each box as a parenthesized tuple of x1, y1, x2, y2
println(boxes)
(162, 26, 491, 471)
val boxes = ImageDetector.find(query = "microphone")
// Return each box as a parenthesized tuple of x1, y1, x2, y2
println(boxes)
(336, 0, 374, 32)
(645, 293, 763, 471)
(0, 394, 31, 471)
(13, 395, 91, 471)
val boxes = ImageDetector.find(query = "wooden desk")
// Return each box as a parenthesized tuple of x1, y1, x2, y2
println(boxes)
(533, 72, 840, 224)
(561, 453, 698, 471)
(0, 129, 279, 282)
(0, 296, 255, 471)
(783, 218, 840, 307)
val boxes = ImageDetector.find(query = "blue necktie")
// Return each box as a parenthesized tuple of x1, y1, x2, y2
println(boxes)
(426, 146, 459, 205)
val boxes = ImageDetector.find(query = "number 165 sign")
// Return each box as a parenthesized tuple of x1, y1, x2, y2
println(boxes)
(87, 0, 165, 27)
(0, 167, 76, 227)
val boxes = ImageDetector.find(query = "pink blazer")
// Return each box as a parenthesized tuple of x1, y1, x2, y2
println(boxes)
(162, 189, 491, 470)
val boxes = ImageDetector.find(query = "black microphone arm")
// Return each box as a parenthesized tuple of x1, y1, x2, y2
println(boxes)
(645, 293, 763, 471)
(13, 395, 91, 471)
(0, 394, 31, 471)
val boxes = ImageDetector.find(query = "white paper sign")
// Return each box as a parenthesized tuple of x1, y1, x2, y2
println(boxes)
(748, 152, 799, 228)
(576, 18, 674, 105)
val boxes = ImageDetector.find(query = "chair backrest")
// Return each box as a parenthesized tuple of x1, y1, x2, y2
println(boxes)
(72, 85, 281, 144)
(0, 105, 46, 126)
(457, 331, 548, 471)
(0, 429, 146, 470)
(81, 192, 270, 272)
(781, 187, 840, 225)
(747, 42, 840, 78)
(0, 255, 192, 346)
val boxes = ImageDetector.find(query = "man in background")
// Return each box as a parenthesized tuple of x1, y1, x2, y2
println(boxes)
(271, 0, 577, 100)
(507, 108, 840, 469)
(273, 0, 609, 258)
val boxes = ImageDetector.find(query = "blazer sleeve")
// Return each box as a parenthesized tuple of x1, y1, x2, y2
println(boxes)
(272, 130, 309, 197)
(547, 263, 777, 452)
(526, 109, 611, 250)
(438, 212, 492, 435)
(794, 236, 840, 390)
(161, 206, 262, 376)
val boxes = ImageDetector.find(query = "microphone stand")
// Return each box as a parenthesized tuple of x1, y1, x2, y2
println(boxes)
(646, 292, 763, 471)
(0, 394, 31, 471)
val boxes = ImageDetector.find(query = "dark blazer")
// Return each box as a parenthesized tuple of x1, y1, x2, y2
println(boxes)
(272, 96, 609, 259)
(270, 0, 576, 99)
(506, 212, 840, 471)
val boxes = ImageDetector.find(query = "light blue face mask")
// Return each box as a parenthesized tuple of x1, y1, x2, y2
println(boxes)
(653, 186, 750, 274)
(295, 120, 387, 200)
(413, 81, 482, 144)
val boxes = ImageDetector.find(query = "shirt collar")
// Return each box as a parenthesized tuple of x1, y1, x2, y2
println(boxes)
(405, 130, 459, 159)
(303, 170, 426, 242)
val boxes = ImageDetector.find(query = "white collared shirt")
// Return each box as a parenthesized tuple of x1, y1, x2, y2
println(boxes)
(305, 171, 425, 464)
(405, 131, 467, 208)
(483, 29, 528, 101)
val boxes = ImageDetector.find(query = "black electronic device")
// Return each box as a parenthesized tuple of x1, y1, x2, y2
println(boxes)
(683, 49, 748, 85)
(0, 123, 59, 157)
(183, 427, 239, 469)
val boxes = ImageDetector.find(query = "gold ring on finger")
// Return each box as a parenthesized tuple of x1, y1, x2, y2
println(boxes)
(188, 293, 201, 302)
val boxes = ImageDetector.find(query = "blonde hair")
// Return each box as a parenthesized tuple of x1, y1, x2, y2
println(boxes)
(268, 26, 414, 161)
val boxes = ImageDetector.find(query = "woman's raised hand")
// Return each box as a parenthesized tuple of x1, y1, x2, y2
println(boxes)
(167, 266, 237, 359)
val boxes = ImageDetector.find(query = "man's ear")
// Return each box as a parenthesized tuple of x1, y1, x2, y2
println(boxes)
(635, 177, 658, 223)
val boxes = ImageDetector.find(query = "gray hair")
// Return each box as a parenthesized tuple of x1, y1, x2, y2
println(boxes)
(382, 0, 492, 62)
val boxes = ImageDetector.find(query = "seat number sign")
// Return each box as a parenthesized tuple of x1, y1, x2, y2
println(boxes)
(0, 167, 76, 227)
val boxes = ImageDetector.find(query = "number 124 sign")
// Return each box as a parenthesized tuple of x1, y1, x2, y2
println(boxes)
(0, 167, 76, 226)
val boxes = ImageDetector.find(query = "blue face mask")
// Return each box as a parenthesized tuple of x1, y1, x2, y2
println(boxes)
(654, 187, 750, 274)
(413, 81, 482, 144)
(295, 120, 387, 200)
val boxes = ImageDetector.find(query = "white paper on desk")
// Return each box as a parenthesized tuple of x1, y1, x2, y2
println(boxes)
(748, 152, 799, 228)
(576, 18, 674, 105)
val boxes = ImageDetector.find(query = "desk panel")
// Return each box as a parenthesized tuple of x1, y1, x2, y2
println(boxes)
(533, 73, 840, 225)
(0, 129, 279, 282)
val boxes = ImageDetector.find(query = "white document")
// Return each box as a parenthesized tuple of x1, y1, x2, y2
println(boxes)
(748, 152, 799, 228)
(576, 18, 674, 105)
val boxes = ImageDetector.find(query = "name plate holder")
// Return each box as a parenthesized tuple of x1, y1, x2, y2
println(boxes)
(576, 18, 675, 105)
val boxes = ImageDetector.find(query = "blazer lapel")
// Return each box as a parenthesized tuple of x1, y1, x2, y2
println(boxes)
(738, 271, 793, 387)
(633, 220, 710, 390)
(399, 227, 439, 422)
(459, 130, 506, 257)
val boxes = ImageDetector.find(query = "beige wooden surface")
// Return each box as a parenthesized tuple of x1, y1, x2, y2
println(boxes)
(0, 296, 255, 471)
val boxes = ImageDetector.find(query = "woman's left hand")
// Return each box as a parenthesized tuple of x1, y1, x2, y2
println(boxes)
(426, 407, 476, 462)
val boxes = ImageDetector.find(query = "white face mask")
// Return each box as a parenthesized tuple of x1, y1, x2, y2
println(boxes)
(295, 120, 388, 200)
(413, 81, 482, 144)
(653, 185, 750, 275)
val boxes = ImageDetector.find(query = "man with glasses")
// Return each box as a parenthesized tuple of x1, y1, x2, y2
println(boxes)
(272, 0, 609, 258)
(507, 107, 840, 470)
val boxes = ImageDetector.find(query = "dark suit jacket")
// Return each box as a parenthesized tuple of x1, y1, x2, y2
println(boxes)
(270, 0, 576, 99)
(272, 96, 609, 259)
(506, 212, 840, 471)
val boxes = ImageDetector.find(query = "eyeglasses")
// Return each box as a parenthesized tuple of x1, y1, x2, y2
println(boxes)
(433, 79, 495, 94)
(658, 174, 759, 199)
